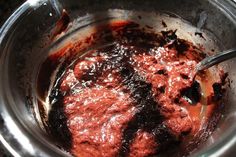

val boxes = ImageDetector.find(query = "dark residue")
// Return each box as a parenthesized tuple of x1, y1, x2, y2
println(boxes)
(146, 25, 153, 29)
(51, 9, 70, 40)
(195, 32, 206, 40)
(48, 94, 72, 150)
(161, 30, 190, 54)
(181, 81, 201, 105)
(162, 20, 167, 27)
(180, 73, 190, 80)
(159, 86, 166, 93)
(0, 114, 4, 127)
(47, 61, 72, 150)
(161, 30, 177, 44)
(213, 83, 224, 101)
(220, 72, 228, 85)
(118, 63, 176, 156)
(156, 69, 168, 76)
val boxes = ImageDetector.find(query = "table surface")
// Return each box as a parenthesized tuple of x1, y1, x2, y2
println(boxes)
(0, 1, 25, 156)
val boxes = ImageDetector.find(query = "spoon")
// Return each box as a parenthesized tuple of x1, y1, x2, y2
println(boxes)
(185, 48, 236, 105)
(194, 48, 236, 77)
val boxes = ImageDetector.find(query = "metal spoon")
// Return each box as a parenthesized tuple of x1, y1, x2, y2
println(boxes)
(194, 48, 236, 77)
(185, 48, 236, 105)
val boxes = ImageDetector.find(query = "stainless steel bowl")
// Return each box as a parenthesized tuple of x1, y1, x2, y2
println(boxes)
(0, 0, 236, 156)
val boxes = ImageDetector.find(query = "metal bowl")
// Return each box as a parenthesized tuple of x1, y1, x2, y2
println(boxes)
(0, 0, 236, 156)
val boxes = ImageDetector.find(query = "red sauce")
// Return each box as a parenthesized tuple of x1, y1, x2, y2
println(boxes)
(38, 20, 226, 157)
(51, 9, 70, 40)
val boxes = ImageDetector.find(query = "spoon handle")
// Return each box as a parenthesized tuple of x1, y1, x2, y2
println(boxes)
(196, 48, 236, 71)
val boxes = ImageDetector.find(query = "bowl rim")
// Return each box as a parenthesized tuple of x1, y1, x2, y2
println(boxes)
(0, 1, 72, 156)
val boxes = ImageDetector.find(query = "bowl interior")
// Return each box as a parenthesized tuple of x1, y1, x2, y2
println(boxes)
(1, 0, 236, 156)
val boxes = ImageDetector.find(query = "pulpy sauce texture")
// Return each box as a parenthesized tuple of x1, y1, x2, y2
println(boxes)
(38, 20, 226, 157)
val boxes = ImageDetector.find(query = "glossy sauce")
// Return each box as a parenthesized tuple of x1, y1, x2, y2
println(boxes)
(37, 21, 226, 157)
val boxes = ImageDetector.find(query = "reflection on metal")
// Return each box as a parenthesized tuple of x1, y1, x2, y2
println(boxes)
(28, 0, 46, 7)
(0, 134, 21, 157)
